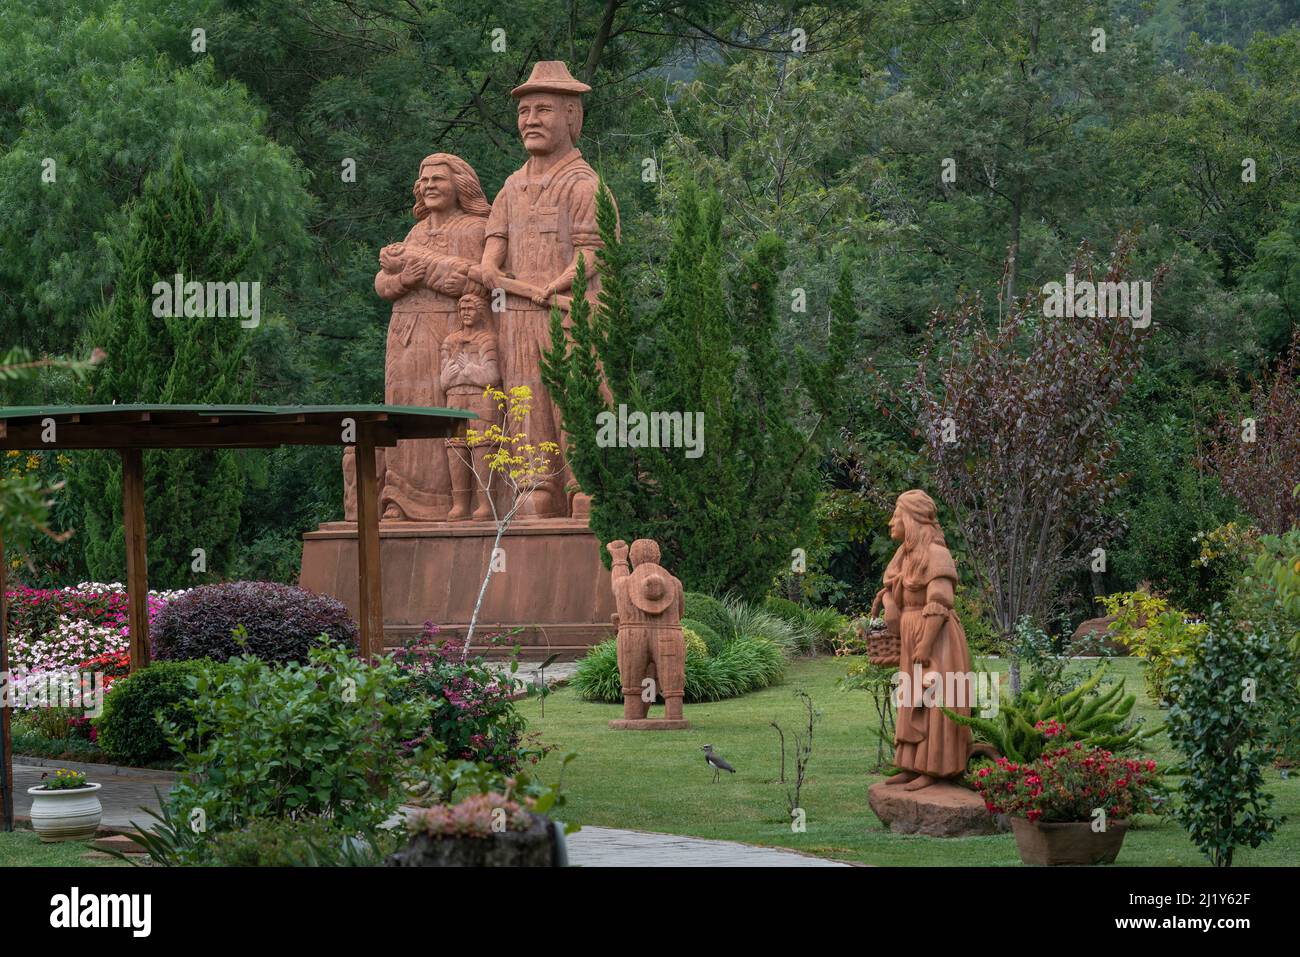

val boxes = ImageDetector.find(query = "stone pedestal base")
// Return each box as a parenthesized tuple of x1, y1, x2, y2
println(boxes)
(299, 518, 615, 660)
(868, 780, 1007, 837)
(608, 719, 692, 731)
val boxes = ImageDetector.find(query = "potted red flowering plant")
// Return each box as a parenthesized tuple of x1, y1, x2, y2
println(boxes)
(972, 742, 1160, 865)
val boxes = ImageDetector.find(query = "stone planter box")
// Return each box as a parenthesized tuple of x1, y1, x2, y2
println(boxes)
(387, 813, 567, 867)
(27, 783, 103, 842)
(1010, 816, 1129, 865)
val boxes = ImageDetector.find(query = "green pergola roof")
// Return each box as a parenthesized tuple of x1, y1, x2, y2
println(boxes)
(0, 403, 475, 450)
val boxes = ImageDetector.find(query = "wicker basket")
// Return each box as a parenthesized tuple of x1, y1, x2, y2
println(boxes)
(865, 624, 900, 667)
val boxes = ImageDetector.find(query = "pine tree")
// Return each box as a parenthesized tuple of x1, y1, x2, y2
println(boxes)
(72, 149, 252, 588)
(543, 180, 856, 600)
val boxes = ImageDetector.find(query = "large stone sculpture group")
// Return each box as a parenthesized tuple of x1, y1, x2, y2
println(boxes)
(311, 65, 990, 817)
(304, 59, 617, 658)
(345, 60, 609, 523)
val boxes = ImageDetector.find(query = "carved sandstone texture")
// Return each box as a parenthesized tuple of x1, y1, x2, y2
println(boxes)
(876, 490, 974, 788)
(607, 538, 687, 728)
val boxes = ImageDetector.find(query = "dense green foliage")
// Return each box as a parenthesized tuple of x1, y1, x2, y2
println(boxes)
(96, 659, 224, 767)
(572, 632, 785, 704)
(683, 593, 736, 647)
(68, 151, 252, 587)
(680, 618, 724, 657)
(164, 641, 432, 835)
(202, 817, 399, 867)
(1165, 610, 1286, 866)
(542, 185, 852, 599)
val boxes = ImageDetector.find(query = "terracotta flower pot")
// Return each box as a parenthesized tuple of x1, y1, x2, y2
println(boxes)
(1010, 816, 1128, 865)
(27, 783, 103, 843)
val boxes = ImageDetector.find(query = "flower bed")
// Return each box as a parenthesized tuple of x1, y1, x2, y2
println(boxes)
(4, 582, 180, 681)
(972, 742, 1160, 823)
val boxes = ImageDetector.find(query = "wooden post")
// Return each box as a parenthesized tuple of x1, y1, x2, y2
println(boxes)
(353, 430, 384, 660)
(121, 448, 151, 671)
(1, 530, 13, 831)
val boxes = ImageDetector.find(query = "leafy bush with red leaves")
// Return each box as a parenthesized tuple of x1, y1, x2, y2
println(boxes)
(152, 582, 357, 665)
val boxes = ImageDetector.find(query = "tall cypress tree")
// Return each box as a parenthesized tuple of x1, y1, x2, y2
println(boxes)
(543, 180, 856, 600)
(72, 149, 251, 587)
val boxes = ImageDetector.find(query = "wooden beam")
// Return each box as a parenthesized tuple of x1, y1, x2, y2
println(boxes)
(121, 448, 151, 672)
(1, 530, 13, 832)
(353, 429, 384, 661)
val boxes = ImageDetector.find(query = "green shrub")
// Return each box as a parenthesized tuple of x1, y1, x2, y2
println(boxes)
(1166, 609, 1284, 866)
(204, 816, 398, 867)
(682, 627, 709, 658)
(571, 634, 784, 704)
(1236, 528, 1300, 648)
(96, 660, 222, 767)
(571, 639, 622, 702)
(689, 635, 784, 701)
(680, 618, 723, 655)
(1098, 591, 1207, 703)
(955, 584, 1002, 656)
(683, 593, 735, 645)
(764, 595, 804, 623)
(804, 606, 851, 653)
(164, 639, 433, 838)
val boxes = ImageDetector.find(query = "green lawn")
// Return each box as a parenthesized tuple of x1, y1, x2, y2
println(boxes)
(0, 830, 126, 867)
(520, 656, 1300, 866)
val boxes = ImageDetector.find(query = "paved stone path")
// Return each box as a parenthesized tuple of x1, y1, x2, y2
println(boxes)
(13, 758, 176, 830)
(562, 825, 850, 867)
(488, 660, 579, 690)
(12, 758, 847, 866)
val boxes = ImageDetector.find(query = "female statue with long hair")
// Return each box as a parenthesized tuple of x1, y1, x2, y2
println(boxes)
(345, 152, 491, 521)
(871, 489, 974, 791)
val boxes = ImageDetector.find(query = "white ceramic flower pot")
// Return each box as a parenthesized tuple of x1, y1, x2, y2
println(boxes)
(27, 783, 103, 842)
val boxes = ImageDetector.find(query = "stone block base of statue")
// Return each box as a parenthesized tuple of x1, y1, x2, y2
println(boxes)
(868, 780, 1009, 838)
(299, 517, 614, 660)
(607, 718, 692, 731)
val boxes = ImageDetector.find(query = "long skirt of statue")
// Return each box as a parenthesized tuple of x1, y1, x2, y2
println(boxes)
(895, 603, 972, 778)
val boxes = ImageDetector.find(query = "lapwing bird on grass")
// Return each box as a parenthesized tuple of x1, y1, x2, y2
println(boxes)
(701, 745, 736, 783)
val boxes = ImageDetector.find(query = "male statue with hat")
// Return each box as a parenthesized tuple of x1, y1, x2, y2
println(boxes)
(472, 61, 617, 520)
(606, 538, 689, 730)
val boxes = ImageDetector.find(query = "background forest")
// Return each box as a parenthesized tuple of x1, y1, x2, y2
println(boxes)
(3, 0, 1298, 642)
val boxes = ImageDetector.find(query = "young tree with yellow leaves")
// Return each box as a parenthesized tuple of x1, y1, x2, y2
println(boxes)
(453, 384, 560, 660)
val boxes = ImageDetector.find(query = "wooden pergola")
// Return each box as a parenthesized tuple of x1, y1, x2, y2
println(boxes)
(0, 403, 472, 831)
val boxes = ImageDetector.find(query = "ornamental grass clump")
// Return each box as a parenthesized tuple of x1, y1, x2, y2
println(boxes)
(572, 632, 784, 704)
(971, 743, 1160, 824)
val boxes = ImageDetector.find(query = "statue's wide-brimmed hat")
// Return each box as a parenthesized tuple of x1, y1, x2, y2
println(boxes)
(627, 564, 674, 615)
(511, 60, 592, 98)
